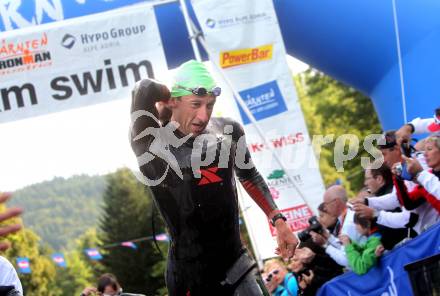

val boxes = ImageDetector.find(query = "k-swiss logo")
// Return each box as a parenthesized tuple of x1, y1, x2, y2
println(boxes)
(198, 167, 223, 186)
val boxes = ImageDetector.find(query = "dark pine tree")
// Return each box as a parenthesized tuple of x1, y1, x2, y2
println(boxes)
(99, 168, 166, 295)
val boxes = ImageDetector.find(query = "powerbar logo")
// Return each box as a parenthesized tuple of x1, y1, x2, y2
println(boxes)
(220, 44, 272, 68)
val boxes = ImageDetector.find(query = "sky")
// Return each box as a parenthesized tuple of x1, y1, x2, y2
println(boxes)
(0, 56, 308, 191)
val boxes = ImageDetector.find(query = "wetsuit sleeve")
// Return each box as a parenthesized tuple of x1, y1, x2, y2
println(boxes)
(231, 121, 279, 218)
(130, 78, 170, 157)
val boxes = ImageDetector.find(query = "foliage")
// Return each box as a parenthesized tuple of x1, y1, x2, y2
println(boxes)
(99, 168, 167, 295)
(295, 69, 382, 193)
(8, 175, 106, 250)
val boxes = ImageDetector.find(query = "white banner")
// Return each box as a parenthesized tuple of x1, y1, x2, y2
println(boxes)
(0, 3, 167, 123)
(192, 0, 325, 260)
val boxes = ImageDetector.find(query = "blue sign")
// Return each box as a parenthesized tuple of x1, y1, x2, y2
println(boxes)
(16, 257, 31, 274)
(236, 80, 288, 125)
(51, 253, 67, 268)
(0, 0, 147, 32)
(85, 248, 102, 261)
(318, 222, 440, 296)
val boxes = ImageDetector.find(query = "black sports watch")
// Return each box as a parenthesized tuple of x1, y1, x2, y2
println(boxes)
(271, 213, 287, 226)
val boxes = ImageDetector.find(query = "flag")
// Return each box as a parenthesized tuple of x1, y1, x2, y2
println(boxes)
(121, 241, 138, 249)
(16, 257, 31, 274)
(52, 253, 67, 268)
(85, 248, 102, 260)
(155, 233, 169, 242)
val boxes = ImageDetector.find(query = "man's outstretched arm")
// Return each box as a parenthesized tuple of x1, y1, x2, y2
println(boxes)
(232, 121, 298, 259)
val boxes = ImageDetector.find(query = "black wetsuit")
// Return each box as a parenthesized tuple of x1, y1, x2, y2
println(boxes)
(130, 79, 277, 296)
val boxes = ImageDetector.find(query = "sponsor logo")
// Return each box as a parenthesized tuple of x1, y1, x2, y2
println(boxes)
(268, 204, 313, 235)
(236, 80, 286, 124)
(266, 169, 302, 188)
(205, 18, 216, 28)
(204, 12, 271, 30)
(220, 44, 272, 68)
(197, 166, 223, 186)
(63, 25, 146, 53)
(0, 33, 52, 76)
(61, 34, 76, 49)
(248, 133, 304, 153)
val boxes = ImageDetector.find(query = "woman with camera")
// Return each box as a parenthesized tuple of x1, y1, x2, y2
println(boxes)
(392, 136, 440, 215)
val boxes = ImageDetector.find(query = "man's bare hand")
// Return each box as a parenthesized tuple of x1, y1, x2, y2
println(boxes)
(0, 192, 23, 251)
(338, 234, 351, 246)
(310, 230, 329, 246)
(396, 124, 413, 147)
(375, 245, 385, 257)
(401, 155, 423, 176)
(353, 203, 375, 219)
(299, 270, 314, 289)
(274, 219, 297, 260)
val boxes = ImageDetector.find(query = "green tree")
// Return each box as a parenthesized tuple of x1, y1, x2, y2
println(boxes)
(55, 228, 101, 296)
(295, 69, 382, 193)
(4, 228, 59, 296)
(99, 168, 166, 295)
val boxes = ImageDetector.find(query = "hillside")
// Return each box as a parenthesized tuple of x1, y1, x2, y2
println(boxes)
(8, 174, 107, 251)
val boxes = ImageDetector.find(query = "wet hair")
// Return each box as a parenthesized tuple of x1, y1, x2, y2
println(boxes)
(353, 213, 371, 229)
(97, 273, 120, 293)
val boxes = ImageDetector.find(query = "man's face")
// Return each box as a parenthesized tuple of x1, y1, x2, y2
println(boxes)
(102, 286, 119, 296)
(364, 169, 382, 195)
(168, 94, 216, 136)
(318, 209, 338, 229)
(380, 146, 402, 167)
(322, 197, 340, 218)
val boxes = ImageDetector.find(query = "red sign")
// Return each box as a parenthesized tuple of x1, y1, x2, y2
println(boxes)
(268, 204, 313, 236)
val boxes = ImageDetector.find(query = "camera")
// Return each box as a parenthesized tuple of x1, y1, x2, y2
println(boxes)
(297, 216, 324, 242)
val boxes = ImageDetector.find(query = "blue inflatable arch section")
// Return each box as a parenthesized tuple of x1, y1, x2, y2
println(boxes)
(1, 0, 439, 130)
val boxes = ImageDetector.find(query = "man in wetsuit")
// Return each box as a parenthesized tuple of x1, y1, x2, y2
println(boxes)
(130, 60, 297, 296)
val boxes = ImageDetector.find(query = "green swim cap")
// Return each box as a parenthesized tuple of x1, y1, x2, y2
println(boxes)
(170, 60, 217, 97)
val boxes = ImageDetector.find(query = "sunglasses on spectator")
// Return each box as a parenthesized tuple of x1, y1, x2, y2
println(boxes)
(176, 85, 222, 97)
(265, 269, 280, 282)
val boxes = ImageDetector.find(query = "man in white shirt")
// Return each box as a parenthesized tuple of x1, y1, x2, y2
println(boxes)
(353, 131, 439, 234)
(310, 185, 367, 268)
(395, 107, 440, 146)
(0, 256, 23, 295)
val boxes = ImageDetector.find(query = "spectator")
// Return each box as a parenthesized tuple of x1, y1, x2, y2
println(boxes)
(295, 240, 343, 296)
(310, 185, 367, 268)
(0, 256, 23, 295)
(353, 131, 437, 234)
(339, 214, 384, 275)
(81, 273, 145, 296)
(0, 193, 22, 251)
(364, 163, 416, 249)
(263, 259, 299, 296)
(392, 136, 440, 214)
(395, 107, 440, 146)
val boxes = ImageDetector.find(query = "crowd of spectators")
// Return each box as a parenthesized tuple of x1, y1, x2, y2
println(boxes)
(261, 108, 440, 295)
